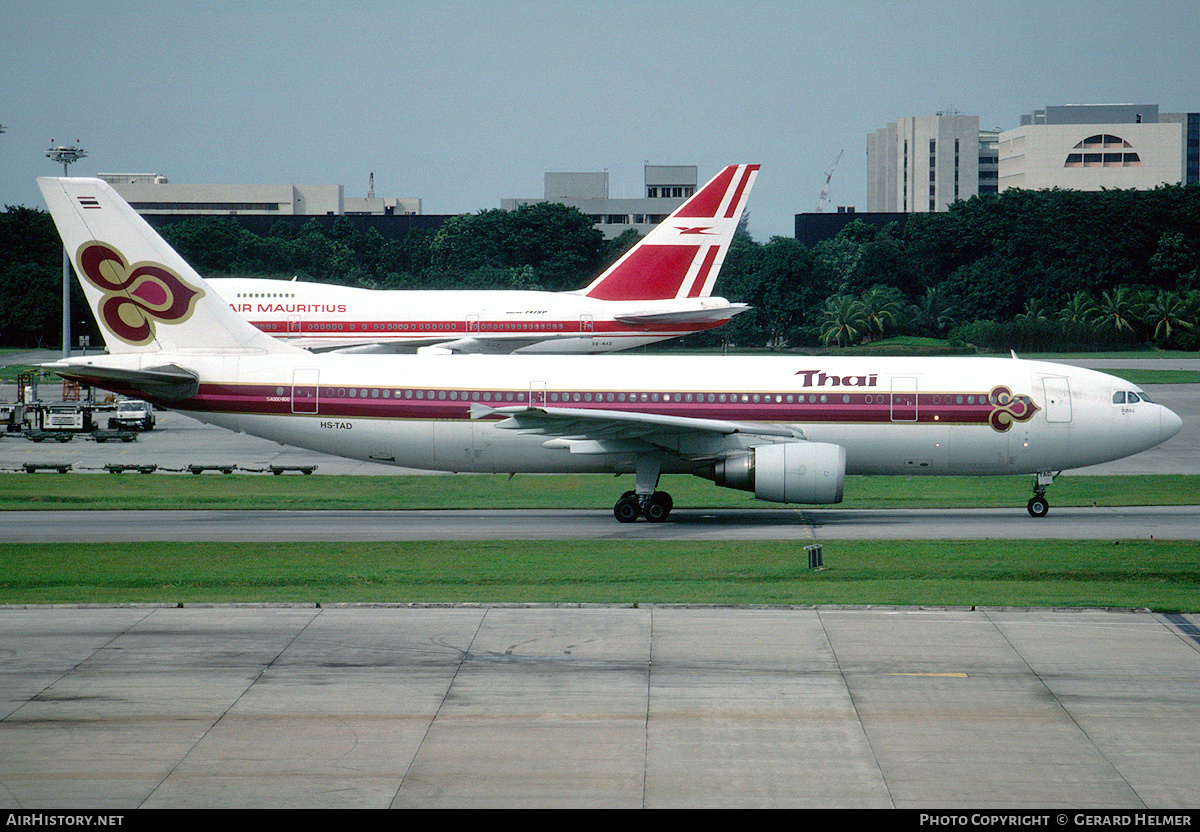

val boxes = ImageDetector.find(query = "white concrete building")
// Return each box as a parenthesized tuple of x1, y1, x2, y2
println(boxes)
(867, 113, 992, 213)
(100, 174, 421, 216)
(502, 165, 696, 239)
(998, 105, 1184, 192)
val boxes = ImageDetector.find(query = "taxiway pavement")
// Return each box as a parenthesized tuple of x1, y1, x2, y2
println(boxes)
(5, 505, 1200, 543)
(1, 604, 1198, 810)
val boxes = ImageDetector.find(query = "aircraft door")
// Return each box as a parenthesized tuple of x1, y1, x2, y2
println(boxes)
(467, 315, 480, 333)
(1042, 376, 1072, 423)
(288, 315, 302, 334)
(580, 314, 594, 338)
(890, 377, 918, 422)
(291, 368, 319, 414)
(530, 380, 547, 408)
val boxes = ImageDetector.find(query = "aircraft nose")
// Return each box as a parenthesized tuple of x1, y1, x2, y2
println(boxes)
(1160, 404, 1183, 444)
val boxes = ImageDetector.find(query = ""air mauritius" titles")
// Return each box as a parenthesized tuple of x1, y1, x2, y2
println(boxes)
(229, 303, 347, 314)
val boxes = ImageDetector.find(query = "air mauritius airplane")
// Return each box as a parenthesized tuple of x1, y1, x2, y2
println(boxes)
(204, 164, 759, 354)
(38, 174, 1182, 522)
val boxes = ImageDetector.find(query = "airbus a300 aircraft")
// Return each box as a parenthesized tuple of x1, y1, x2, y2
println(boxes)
(204, 164, 759, 354)
(39, 175, 1182, 521)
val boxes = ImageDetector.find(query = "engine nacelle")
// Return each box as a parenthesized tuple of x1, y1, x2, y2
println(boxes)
(702, 442, 845, 504)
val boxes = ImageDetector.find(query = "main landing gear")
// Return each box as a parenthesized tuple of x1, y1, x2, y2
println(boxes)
(613, 453, 673, 523)
(1027, 471, 1059, 518)
(614, 490, 674, 523)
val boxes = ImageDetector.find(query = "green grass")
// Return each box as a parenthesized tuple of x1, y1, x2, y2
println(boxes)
(2, 539, 1197, 610)
(3, 474, 1197, 611)
(0, 364, 44, 383)
(1105, 369, 1200, 385)
(1, 472, 1197, 511)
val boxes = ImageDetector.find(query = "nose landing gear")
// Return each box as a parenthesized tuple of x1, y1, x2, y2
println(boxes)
(1027, 471, 1059, 517)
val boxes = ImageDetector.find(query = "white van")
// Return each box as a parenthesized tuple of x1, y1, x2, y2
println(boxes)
(111, 399, 156, 431)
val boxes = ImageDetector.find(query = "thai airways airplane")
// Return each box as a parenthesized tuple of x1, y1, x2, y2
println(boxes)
(38, 175, 1182, 522)
(204, 164, 759, 354)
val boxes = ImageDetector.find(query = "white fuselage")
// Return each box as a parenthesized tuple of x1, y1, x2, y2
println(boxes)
(37, 173, 1184, 517)
(208, 278, 745, 354)
(79, 351, 1182, 478)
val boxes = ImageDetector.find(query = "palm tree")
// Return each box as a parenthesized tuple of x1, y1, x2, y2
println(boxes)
(819, 294, 867, 348)
(1058, 290, 1097, 325)
(858, 285, 902, 341)
(1097, 287, 1138, 336)
(1016, 298, 1050, 322)
(1142, 290, 1195, 345)
(911, 286, 957, 336)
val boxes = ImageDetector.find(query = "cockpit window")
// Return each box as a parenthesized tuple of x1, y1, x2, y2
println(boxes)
(1113, 390, 1151, 404)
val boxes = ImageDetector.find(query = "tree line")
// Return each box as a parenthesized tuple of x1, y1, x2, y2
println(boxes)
(714, 185, 1200, 352)
(2, 186, 1199, 351)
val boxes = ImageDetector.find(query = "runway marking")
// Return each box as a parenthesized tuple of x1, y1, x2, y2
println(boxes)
(1164, 613, 1200, 648)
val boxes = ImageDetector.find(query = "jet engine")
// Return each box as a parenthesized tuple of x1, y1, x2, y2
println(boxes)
(700, 441, 845, 504)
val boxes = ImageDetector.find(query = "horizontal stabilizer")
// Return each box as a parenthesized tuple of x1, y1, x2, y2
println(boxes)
(45, 362, 200, 401)
(613, 303, 751, 325)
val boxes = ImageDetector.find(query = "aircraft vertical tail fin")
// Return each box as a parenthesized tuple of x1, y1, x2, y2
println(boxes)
(580, 164, 758, 301)
(36, 177, 300, 356)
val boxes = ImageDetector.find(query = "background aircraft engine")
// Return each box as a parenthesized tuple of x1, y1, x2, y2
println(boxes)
(703, 442, 846, 504)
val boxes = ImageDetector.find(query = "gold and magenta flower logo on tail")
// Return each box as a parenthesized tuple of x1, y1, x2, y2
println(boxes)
(76, 241, 205, 346)
(988, 385, 1040, 432)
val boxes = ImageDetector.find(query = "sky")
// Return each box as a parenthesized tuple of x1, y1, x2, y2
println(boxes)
(2, 0, 1198, 241)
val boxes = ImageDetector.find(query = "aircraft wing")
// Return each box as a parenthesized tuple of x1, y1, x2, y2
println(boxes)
(274, 334, 549, 355)
(471, 403, 801, 459)
(281, 334, 456, 353)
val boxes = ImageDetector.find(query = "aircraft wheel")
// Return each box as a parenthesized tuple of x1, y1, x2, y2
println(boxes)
(1027, 497, 1049, 518)
(643, 492, 673, 523)
(614, 494, 641, 523)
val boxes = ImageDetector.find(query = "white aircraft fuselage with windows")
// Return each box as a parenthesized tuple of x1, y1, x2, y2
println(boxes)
(205, 165, 761, 355)
(37, 174, 1182, 522)
(207, 278, 749, 354)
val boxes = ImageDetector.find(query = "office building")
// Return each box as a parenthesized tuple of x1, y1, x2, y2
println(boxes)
(998, 104, 1191, 192)
(100, 173, 422, 216)
(866, 113, 993, 213)
(502, 165, 695, 239)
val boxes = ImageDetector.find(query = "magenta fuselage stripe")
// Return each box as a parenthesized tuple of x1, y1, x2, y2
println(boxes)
(167, 381, 1023, 429)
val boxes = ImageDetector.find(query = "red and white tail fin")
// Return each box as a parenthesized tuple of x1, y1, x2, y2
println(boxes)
(37, 177, 300, 356)
(580, 164, 758, 302)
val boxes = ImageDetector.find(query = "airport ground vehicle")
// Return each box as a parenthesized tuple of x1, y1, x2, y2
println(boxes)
(109, 399, 155, 431)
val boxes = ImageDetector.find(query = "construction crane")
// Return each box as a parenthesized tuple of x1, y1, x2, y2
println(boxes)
(816, 149, 844, 213)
